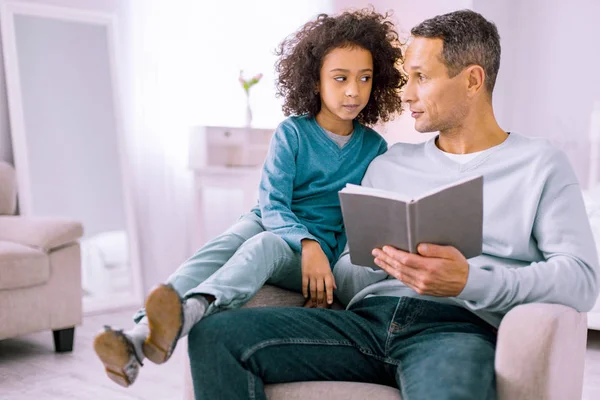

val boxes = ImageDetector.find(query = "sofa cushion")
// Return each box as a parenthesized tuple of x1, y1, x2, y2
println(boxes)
(0, 241, 49, 290)
(243, 284, 345, 310)
(266, 381, 401, 400)
(244, 285, 307, 308)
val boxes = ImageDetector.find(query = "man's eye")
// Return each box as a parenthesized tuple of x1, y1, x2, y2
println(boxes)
(334, 76, 346, 82)
(418, 74, 426, 81)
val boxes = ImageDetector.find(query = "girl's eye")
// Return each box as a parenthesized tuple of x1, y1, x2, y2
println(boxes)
(361, 76, 372, 82)
(418, 74, 426, 81)
(334, 76, 346, 82)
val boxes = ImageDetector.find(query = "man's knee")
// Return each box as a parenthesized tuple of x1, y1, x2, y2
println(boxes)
(188, 310, 259, 359)
(189, 312, 236, 348)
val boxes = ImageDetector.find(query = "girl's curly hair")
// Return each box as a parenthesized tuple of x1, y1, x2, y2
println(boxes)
(275, 8, 406, 126)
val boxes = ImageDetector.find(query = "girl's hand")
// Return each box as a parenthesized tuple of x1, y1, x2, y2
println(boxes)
(303, 297, 329, 308)
(301, 239, 337, 307)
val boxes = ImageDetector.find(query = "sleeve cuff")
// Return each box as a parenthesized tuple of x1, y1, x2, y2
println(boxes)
(456, 263, 491, 302)
(284, 229, 316, 253)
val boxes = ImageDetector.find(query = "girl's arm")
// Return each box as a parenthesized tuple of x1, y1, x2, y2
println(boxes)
(258, 125, 317, 253)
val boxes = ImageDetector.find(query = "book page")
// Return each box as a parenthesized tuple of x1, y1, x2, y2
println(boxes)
(341, 184, 412, 203)
(412, 175, 483, 259)
(415, 175, 483, 202)
(339, 191, 411, 268)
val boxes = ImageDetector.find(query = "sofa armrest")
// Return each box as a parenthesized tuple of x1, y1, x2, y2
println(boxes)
(495, 303, 587, 400)
(0, 216, 84, 252)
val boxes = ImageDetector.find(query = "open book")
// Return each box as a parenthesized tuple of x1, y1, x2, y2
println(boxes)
(339, 175, 483, 269)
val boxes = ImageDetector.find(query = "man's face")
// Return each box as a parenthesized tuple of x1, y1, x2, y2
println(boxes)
(402, 37, 469, 133)
(318, 46, 373, 123)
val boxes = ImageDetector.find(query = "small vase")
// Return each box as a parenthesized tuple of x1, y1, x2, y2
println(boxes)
(245, 95, 253, 128)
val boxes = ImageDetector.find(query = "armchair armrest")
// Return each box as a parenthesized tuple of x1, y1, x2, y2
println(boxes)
(0, 161, 17, 215)
(495, 303, 587, 400)
(0, 216, 84, 252)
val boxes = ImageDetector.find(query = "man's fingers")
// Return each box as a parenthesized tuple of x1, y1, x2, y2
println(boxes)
(416, 243, 454, 259)
(375, 257, 418, 285)
(375, 246, 406, 260)
(302, 275, 309, 298)
(376, 247, 423, 270)
(375, 257, 399, 277)
(373, 249, 403, 269)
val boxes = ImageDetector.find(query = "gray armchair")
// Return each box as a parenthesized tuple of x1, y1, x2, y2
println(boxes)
(0, 161, 84, 352)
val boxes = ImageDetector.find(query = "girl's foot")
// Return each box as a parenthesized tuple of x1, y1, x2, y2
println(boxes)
(93, 326, 143, 387)
(143, 284, 208, 364)
(143, 284, 185, 364)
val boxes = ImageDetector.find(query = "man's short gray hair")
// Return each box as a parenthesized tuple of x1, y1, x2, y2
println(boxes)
(411, 9, 501, 95)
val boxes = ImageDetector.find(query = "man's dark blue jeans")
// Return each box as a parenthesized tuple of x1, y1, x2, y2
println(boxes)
(188, 296, 497, 400)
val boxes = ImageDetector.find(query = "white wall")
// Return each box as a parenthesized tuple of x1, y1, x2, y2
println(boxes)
(149, 0, 334, 131)
(475, 0, 600, 187)
(471, 0, 513, 128)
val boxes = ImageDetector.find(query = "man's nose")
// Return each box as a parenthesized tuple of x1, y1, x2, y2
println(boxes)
(401, 79, 415, 103)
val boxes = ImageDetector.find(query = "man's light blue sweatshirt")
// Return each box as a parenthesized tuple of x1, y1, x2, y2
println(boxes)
(252, 115, 387, 264)
(333, 133, 600, 327)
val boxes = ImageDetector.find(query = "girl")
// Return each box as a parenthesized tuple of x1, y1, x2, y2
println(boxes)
(94, 8, 406, 388)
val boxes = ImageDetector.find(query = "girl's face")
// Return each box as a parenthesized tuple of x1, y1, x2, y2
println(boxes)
(316, 46, 373, 134)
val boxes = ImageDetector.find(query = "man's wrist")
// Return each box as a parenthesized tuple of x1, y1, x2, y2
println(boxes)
(456, 263, 488, 302)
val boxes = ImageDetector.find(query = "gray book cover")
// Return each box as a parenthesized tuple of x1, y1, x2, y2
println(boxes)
(339, 175, 483, 269)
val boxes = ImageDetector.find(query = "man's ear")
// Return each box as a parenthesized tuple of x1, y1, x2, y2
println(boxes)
(465, 65, 485, 97)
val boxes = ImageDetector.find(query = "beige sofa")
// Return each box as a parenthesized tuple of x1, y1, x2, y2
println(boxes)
(0, 161, 84, 352)
(185, 285, 589, 399)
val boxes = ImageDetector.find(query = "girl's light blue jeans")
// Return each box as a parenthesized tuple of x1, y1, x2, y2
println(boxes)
(134, 212, 302, 322)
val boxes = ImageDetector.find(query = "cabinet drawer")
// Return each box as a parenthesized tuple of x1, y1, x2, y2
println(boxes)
(189, 125, 275, 168)
(204, 126, 273, 146)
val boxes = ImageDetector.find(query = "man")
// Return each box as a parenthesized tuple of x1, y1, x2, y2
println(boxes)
(187, 10, 599, 400)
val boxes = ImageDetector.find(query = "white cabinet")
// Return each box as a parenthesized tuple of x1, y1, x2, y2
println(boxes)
(188, 125, 273, 250)
(189, 125, 274, 169)
(189, 166, 262, 249)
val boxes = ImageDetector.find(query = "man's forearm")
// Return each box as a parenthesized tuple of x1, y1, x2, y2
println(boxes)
(457, 256, 598, 313)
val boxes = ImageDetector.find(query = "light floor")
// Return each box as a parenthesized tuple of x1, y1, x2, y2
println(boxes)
(0, 308, 187, 400)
